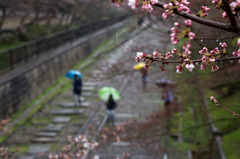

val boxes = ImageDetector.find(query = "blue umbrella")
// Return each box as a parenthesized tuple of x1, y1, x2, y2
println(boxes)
(66, 70, 82, 79)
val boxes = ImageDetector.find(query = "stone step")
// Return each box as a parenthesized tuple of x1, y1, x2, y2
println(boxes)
(42, 124, 64, 132)
(95, 154, 154, 159)
(114, 122, 126, 126)
(59, 102, 90, 108)
(142, 100, 163, 104)
(32, 137, 56, 143)
(131, 156, 155, 159)
(115, 113, 139, 118)
(52, 116, 71, 123)
(36, 132, 57, 138)
(27, 144, 49, 154)
(62, 96, 85, 101)
(82, 92, 93, 97)
(92, 70, 102, 76)
(112, 142, 131, 146)
(82, 86, 95, 91)
(61, 93, 85, 99)
(94, 154, 122, 159)
(83, 82, 97, 86)
(50, 109, 84, 115)
(18, 155, 35, 159)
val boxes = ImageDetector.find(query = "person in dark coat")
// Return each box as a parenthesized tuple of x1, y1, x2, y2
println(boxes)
(141, 68, 148, 90)
(73, 74, 82, 106)
(106, 94, 117, 126)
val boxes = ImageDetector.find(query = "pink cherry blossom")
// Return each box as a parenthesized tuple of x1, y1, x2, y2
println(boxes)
(185, 63, 195, 72)
(174, 22, 181, 28)
(153, 50, 159, 56)
(93, 155, 100, 159)
(182, 0, 190, 5)
(115, 2, 120, 7)
(144, 63, 150, 69)
(233, 49, 240, 56)
(210, 96, 215, 101)
(163, 4, 168, 9)
(222, 12, 227, 18)
(135, 52, 147, 62)
(151, 0, 158, 5)
(171, 48, 178, 54)
(209, 58, 216, 62)
(211, 63, 219, 72)
(189, 32, 195, 40)
(128, 0, 136, 7)
(230, 2, 237, 9)
(201, 63, 206, 70)
(176, 65, 184, 74)
(200, 6, 210, 17)
(220, 42, 227, 48)
(212, 0, 219, 4)
(201, 6, 210, 12)
(184, 19, 192, 27)
(210, 47, 220, 55)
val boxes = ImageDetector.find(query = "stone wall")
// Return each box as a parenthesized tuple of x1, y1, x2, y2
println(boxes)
(0, 18, 129, 117)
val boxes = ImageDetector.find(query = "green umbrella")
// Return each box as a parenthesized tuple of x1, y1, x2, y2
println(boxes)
(98, 86, 121, 102)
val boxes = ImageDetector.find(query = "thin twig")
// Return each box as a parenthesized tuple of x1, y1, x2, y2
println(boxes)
(211, 97, 240, 118)
(194, 35, 239, 40)
(215, 102, 240, 117)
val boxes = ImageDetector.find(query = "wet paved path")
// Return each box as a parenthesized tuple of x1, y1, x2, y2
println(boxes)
(87, 21, 172, 159)
(4, 19, 172, 159)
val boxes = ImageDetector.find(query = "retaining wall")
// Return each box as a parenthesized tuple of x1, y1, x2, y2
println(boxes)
(0, 18, 130, 117)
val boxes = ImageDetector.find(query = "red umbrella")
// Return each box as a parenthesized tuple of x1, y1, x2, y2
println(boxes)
(156, 79, 175, 88)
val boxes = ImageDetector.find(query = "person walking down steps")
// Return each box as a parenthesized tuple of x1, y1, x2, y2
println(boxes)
(106, 94, 117, 126)
(73, 74, 82, 106)
(141, 68, 148, 90)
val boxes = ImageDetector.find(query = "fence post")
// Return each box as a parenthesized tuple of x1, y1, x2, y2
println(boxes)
(24, 46, 28, 63)
(10, 51, 14, 70)
(36, 41, 40, 57)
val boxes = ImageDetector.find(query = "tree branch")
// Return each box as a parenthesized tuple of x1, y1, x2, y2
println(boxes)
(154, 2, 239, 34)
(222, 0, 240, 32)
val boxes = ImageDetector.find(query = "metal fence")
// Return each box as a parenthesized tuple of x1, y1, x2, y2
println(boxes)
(0, 14, 127, 74)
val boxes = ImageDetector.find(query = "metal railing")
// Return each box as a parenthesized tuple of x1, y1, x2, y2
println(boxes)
(0, 15, 127, 74)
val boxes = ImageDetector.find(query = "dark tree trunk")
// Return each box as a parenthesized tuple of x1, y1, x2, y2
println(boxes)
(58, 13, 65, 25)
(20, 12, 29, 25)
(0, 8, 6, 31)
(33, 11, 40, 23)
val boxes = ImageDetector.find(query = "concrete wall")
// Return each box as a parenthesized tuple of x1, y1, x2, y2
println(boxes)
(0, 18, 129, 117)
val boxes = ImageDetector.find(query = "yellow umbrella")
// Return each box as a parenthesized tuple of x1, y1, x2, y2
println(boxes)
(134, 62, 146, 70)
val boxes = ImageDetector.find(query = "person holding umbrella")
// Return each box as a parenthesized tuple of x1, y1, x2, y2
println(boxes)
(140, 67, 148, 90)
(106, 94, 117, 126)
(134, 63, 148, 90)
(73, 74, 82, 106)
(66, 70, 82, 106)
(98, 86, 120, 126)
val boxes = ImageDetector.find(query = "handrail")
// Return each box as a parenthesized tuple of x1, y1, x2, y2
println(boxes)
(0, 14, 127, 55)
(0, 14, 128, 73)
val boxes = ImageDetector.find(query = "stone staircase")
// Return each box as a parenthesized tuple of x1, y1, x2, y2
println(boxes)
(19, 82, 97, 159)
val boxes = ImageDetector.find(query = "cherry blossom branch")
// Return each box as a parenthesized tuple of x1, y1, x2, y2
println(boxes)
(0, 118, 10, 159)
(146, 56, 240, 64)
(210, 96, 240, 118)
(194, 35, 239, 40)
(222, 0, 239, 32)
(154, 2, 240, 34)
